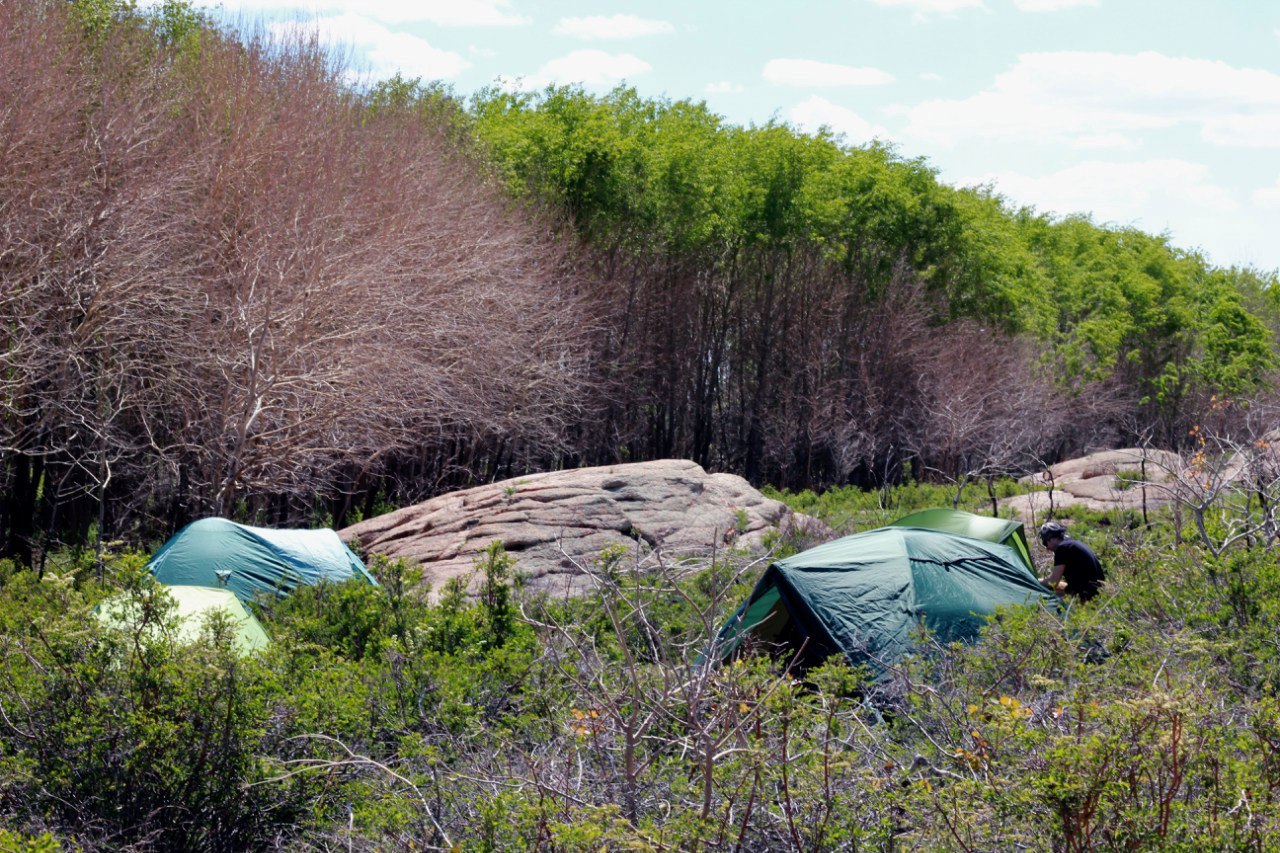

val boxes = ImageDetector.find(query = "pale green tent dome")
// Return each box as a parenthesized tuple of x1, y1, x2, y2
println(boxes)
(97, 584, 270, 653)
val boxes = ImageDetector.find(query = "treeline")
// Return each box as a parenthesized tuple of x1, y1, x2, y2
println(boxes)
(462, 85, 1278, 486)
(2, 0, 1278, 557)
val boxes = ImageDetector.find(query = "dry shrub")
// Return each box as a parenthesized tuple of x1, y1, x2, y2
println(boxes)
(0, 4, 599, 549)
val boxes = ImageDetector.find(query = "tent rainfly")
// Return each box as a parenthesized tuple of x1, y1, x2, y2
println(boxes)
(97, 584, 271, 653)
(149, 518, 377, 603)
(887, 508, 1035, 573)
(716, 520, 1057, 673)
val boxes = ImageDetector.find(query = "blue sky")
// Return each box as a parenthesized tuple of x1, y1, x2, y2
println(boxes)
(158, 0, 1280, 272)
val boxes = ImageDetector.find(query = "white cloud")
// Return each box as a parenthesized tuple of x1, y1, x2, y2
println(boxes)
(553, 14, 674, 39)
(144, 0, 530, 26)
(1011, 0, 1098, 10)
(272, 16, 469, 79)
(1253, 177, 1280, 209)
(965, 159, 1235, 224)
(362, 1, 529, 26)
(905, 51, 1280, 148)
(763, 59, 894, 87)
(706, 81, 744, 94)
(511, 50, 651, 90)
(1203, 114, 1280, 148)
(868, 0, 986, 20)
(789, 96, 891, 145)
(919, 72, 943, 82)
(469, 45, 498, 59)
(968, 160, 1280, 269)
(1073, 132, 1142, 151)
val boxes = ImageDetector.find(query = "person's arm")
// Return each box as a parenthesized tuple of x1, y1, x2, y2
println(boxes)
(1041, 563, 1066, 592)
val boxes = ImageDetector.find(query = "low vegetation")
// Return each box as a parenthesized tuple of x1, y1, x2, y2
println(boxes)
(2, 482, 1280, 850)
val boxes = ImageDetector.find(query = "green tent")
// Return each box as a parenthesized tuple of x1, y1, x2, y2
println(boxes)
(149, 517, 377, 602)
(717, 525, 1056, 672)
(97, 584, 270, 653)
(888, 508, 1035, 573)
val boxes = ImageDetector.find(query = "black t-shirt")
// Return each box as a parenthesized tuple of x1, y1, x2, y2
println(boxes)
(1055, 538, 1104, 600)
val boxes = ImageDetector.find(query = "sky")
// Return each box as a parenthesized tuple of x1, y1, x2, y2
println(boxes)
(151, 0, 1280, 273)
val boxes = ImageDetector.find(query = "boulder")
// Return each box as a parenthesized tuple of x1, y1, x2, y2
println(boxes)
(339, 459, 828, 596)
(1003, 447, 1182, 517)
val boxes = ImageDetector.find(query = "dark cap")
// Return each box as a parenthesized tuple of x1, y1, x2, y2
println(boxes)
(1038, 521, 1068, 545)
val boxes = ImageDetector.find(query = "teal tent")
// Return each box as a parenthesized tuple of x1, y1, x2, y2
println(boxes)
(97, 584, 271, 653)
(888, 508, 1035, 573)
(149, 518, 377, 602)
(717, 525, 1056, 672)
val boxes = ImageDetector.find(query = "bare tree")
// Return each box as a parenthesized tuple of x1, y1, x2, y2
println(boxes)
(1136, 396, 1280, 559)
(908, 328, 1060, 512)
(0, 7, 602, 553)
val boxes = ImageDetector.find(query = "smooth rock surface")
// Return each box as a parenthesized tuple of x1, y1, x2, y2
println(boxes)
(1002, 447, 1183, 517)
(340, 459, 828, 596)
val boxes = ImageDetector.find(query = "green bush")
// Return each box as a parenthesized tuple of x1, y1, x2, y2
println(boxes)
(0, 829, 60, 853)
(9, 494, 1280, 847)
(0, 570, 322, 850)
(764, 478, 1032, 535)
